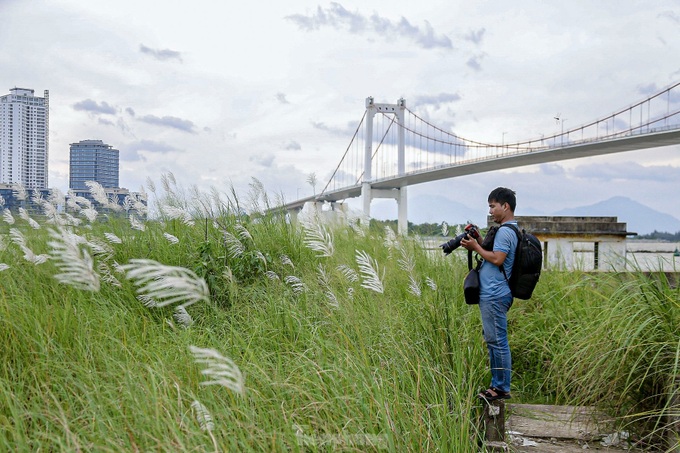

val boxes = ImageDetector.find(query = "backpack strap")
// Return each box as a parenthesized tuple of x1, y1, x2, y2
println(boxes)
(497, 223, 521, 282)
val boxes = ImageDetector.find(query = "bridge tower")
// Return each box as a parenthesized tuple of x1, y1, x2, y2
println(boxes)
(363, 97, 408, 234)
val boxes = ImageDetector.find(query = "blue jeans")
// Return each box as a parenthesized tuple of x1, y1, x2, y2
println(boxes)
(479, 293, 513, 393)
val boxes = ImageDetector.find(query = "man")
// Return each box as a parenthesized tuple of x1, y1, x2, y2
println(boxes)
(461, 187, 518, 401)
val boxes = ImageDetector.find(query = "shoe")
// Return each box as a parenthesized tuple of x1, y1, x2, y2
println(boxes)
(477, 387, 511, 401)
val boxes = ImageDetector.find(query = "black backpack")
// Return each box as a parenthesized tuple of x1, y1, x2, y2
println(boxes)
(499, 224, 542, 300)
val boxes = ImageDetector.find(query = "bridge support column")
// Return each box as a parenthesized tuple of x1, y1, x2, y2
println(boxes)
(362, 182, 372, 219)
(361, 97, 409, 234)
(397, 186, 408, 235)
(287, 207, 299, 225)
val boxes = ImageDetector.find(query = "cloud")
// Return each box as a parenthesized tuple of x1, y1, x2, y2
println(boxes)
(126, 107, 135, 116)
(464, 28, 486, 45)
(72, 99, 116, 115)
(284, 140, 301, 150)
(249, 154, 275, 167)
(139, 44, 183, 62)
(466, 55, 484, 72)
(638, 82, 680, 104)
(311, 120, 357, 136)
(276, 92, 290, 104)
(126, 140, 179, 153)
(286, 3, 452, 49)
(539, 163, 566, 176)
(571, 161, 680, 182)
(658, 11, 680, 24)
(412, 93, 461, 109)
(138, 114, 197, 133)
(119, 140, 179, 162)
(98, 118, 115, 126)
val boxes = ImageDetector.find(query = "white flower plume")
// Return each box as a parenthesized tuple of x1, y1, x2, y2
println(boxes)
(325, 290, 339, 307)
(85, 180, 109, 205)
(163, 232, 179, 244)
(107, 193, 123, 212)
(280, 254, 294, 268)
(80, 207, 98, 223)
(174, 305, 193, 328)
(3, 209, 15, 225)
(129, 214, 145, 231)
(87, 238, 114, 261)
(189, 346, 245, 396)
(408, 275, 421, 297)
(48, 228, 100, 291)
(303, 222, 334, 257)
(383, 226, 398, 250)
(234, 223, 252, 241)
(13, 184, 27, 201)
(397, 247, 416, 274)
(104, 232, 122, 244)
(98, 262, 122, 287)
(265, 270, 279, 280)
(285, 275, 306, 294)
(41, 200, 65, 226)
(19, 205, 44, 229)
(223, 231, 244, 259)
(336, 264, 359, 283)
(355, 250, 384, 294)
(122, 259, 210, 308)
(191, 400, 214, 431)
(162, 205, 195, 226)
(10, 228, 49, 265)
(317, 264, 331, 288)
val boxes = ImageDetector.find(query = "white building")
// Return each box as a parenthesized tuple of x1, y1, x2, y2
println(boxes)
(0, 88, 49, 189)
(494, 216, 634, 271)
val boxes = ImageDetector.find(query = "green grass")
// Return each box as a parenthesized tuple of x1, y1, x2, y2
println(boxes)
(0, 179, 678, 451)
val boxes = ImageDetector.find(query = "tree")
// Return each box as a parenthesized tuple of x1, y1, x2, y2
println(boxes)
(306, 173, 317, 195)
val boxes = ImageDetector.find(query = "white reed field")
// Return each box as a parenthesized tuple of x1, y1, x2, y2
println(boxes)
(0, 174, 677, 451)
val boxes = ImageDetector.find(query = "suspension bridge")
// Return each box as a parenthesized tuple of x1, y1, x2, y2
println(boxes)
(283, 82, 680, 234)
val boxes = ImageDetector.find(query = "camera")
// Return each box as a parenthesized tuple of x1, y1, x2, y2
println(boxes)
(440, 224, 480, 255)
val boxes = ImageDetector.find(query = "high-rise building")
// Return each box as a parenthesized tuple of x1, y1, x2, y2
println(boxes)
(69, 139, 120, 190)
(0, 87, 49, 189)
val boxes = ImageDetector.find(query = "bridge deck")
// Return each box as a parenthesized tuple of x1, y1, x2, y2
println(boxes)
(279, 127, 680, 211)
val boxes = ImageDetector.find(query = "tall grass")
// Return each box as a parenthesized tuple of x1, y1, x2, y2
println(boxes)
(0, 176, 677, 451)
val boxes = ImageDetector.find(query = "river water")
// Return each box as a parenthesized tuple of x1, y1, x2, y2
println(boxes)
(422, 238, 680, 272)
(602, 240, 679, 272)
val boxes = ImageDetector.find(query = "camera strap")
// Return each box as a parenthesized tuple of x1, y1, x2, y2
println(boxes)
(467, 250, 482, 271)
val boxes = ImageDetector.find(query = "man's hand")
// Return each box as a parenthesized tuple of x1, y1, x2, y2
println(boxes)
(460, 235, 479, 252)
(462, 234, 507, 266)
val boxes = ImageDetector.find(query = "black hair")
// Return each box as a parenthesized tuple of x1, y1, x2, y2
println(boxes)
(488, 187, 516, 212)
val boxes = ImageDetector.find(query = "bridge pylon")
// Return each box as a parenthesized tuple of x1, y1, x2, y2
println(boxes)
(363, 97, 408, 235)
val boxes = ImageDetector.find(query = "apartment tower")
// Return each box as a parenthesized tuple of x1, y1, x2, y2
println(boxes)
(0, 88, 49, 189)
(69, 139, 120, 190)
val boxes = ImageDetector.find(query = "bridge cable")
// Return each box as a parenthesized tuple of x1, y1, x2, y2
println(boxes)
(320, 110, 366, 195)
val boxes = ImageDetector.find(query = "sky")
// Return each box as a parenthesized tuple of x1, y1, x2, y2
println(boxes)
(2, 0, 680, 225)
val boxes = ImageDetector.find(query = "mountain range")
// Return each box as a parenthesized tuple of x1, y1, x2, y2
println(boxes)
(371, 195, 680, 235)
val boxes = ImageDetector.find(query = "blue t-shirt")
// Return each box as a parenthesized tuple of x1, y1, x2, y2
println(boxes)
(479, 221, 518, 300)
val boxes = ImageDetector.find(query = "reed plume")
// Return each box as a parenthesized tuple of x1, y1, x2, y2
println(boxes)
(122, 259, 210, 308)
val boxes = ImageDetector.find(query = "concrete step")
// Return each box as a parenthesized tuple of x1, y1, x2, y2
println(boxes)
(503, 404, 635, 452)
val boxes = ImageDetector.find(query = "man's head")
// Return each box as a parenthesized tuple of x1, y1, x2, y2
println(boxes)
(488, 187, 516, 223)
